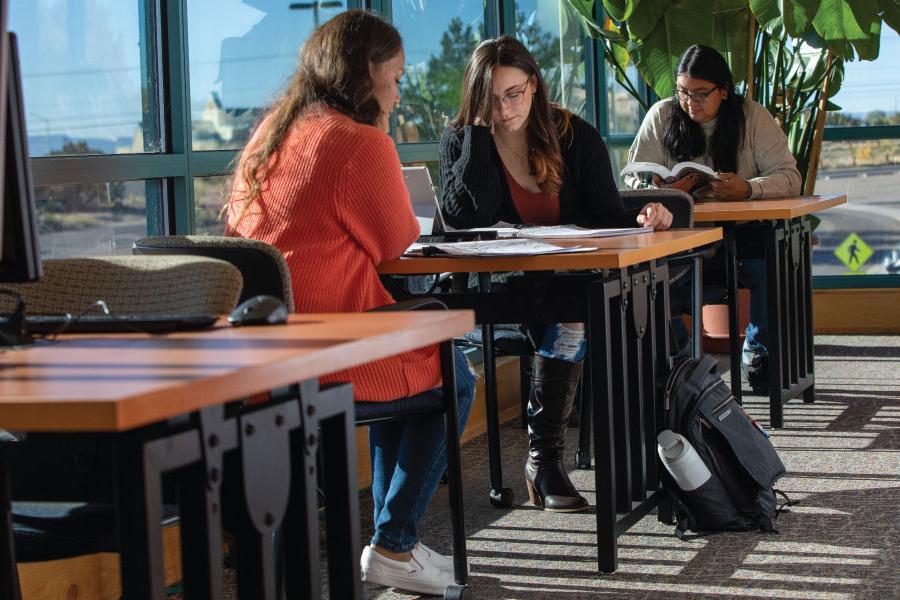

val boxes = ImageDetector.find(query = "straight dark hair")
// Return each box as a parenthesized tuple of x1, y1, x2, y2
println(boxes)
(451, 36, 571, 197)
(226, 10, 402, 226)
(662, 45, 745, 173)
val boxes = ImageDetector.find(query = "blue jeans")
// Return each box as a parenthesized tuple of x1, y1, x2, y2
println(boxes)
(738, 258, 768, 365)
(368, 346, 476, 553)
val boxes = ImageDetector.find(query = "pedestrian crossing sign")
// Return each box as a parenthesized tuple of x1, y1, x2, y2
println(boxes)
(834, 233, 873, 272)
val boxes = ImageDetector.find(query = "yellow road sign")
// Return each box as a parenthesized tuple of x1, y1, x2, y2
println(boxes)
(834, 233, 873, 272)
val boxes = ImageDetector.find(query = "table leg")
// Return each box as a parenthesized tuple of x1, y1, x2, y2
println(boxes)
(801, 217, 816, 404)
(116, 434, 171, 600)
(439, 340, 470, 588)
(234, 402, 300, 600)
(478, 272, 514, 509)
(179, 407, 237, 600)
(725, 226, 743, 403)
(589, 275, 621, 574)
(612, 271, 631, 512)
(0, 451, 21, 600)
(765, 224, 785, 428)
(691, 256, 703, 360)
(628, 270, 649, 502)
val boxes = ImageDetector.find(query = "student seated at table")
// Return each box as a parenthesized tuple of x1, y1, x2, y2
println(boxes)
(624, 44, 801, 392)
(438, 36, 672, 514)
(224, 10, 475, 596)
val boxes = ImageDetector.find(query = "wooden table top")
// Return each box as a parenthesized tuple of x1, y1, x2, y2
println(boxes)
(378, 227, 722, 275)
(0, 311, 474, 433)
(693, 194, 847, 222)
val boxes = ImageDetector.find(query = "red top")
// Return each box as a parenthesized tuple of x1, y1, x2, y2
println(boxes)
(503, 165, 560, 225)
(226, 108, 441, 401)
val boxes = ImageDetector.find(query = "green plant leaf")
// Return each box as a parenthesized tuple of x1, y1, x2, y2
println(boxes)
(880, 0, 900, 34)
(812, 0, 874, 41)
(850, 16, 882, 59)
(825, 99, 842, 110)
(751, 0, 821, 37)
(713, 0, 752, 83)
(603, 0, 639, 21)
(627, 0, 670, 40)
(568, 0, 596, 21)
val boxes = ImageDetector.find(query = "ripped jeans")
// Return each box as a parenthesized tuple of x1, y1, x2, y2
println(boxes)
(537, 323, 586, 363)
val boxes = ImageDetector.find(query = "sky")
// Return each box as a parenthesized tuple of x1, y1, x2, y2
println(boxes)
(7, 0, 900, 148)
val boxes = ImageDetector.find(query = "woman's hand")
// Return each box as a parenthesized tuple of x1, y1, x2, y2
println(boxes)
(709, 172, 751, 200)
(636, 202, 673, 230)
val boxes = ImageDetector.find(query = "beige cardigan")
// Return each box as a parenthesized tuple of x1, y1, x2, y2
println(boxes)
(624, 98, 801, 199)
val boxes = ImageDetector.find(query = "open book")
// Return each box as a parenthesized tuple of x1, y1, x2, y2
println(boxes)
(404, 239, 594, 257)
(620, 161, 719, 185)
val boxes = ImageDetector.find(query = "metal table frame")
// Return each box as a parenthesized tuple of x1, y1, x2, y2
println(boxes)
(723, 216, 815, 427)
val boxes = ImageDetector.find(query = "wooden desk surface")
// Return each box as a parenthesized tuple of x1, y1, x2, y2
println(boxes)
(378, 228, 722, 275)
(693, 194, 847, 222)
(0, 311, 474, 433)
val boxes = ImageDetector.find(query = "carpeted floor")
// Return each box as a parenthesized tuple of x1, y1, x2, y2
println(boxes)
(358, 335, 900, 599)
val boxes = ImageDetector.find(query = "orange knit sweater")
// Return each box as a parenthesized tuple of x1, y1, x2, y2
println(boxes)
(226, 108, 441, 401)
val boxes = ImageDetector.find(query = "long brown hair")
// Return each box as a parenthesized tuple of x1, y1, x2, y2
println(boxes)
(226, 10, 402, 226)
(451, 35, 570, 197)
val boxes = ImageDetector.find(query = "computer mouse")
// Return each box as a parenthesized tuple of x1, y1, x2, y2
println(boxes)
(228, 295, 289, 326)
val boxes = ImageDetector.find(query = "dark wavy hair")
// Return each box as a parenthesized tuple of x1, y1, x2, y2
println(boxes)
(451, 36, 571, 197)
(227, 10, 402, 225)
(662, 45, 745, 173)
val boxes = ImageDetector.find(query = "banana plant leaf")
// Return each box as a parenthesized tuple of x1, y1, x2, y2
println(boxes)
(812, 0, 875, 41)
(880, 0, 900, 34)
(750, 0, 821, 37)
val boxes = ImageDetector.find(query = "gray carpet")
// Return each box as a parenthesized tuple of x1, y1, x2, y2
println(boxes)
(359, 335, 900, 600)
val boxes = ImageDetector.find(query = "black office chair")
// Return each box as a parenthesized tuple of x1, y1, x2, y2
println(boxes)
(132, 235, 295, 312)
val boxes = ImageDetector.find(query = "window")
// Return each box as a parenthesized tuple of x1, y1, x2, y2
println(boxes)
(36, 180, 154, 258)
(186, 0, 347, 150)
(515, 0, 588, 118)
(814, 28, 900, 280)
(391, 0, 487, 142)
(194, 176, 228, 236)
(9, 0, 158, 156)
(606, 63, 642, 135)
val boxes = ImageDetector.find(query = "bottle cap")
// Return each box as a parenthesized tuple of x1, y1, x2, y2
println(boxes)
(657, 429, 678, 450)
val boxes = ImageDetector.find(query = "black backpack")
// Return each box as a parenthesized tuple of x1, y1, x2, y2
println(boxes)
(661, 354, 789, 537)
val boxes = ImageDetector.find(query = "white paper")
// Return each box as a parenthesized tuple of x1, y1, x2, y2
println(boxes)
(404, 239, 595, 257)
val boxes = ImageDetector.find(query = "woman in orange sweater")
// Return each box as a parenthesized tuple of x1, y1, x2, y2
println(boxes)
(224, 11, 475, 596)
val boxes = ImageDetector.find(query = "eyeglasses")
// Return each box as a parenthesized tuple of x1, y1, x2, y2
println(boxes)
(675, 87, 719, 103)
(496, 79, 531, 107)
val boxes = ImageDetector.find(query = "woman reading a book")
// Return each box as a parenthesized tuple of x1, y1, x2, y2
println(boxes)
(438, 36, 672, 514)
(625, 44, 802, 391)
(225, 11, 475, 595)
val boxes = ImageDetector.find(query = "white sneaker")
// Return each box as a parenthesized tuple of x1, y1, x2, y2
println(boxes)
(360, 545, 454, 596)
(413, 542, 454, 572)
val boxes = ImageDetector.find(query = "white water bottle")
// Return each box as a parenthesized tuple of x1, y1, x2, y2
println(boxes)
(657, 430, 711, 491)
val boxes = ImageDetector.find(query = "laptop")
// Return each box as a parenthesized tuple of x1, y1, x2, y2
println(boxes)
(402, 165, 440, 234)
(25, 314, 219, 335)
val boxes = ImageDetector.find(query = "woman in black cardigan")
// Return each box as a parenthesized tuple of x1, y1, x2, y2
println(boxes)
(439, 36, 672, 513)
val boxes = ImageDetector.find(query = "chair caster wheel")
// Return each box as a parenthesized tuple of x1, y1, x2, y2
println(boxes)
(444, 583, 473, 599)
(489, 487, 514, 508)
(575, 450, 592, 470)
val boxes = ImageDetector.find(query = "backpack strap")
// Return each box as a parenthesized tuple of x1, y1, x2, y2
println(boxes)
(683, 355, 719, 398)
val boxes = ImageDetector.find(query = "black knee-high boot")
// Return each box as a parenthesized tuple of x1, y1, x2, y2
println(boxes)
(524, 354, 589, 512)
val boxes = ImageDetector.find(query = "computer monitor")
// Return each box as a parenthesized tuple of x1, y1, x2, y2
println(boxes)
(0, 31, 41, 283)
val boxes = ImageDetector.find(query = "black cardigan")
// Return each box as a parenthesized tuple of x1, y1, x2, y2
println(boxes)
(438, 114, 634, 229)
